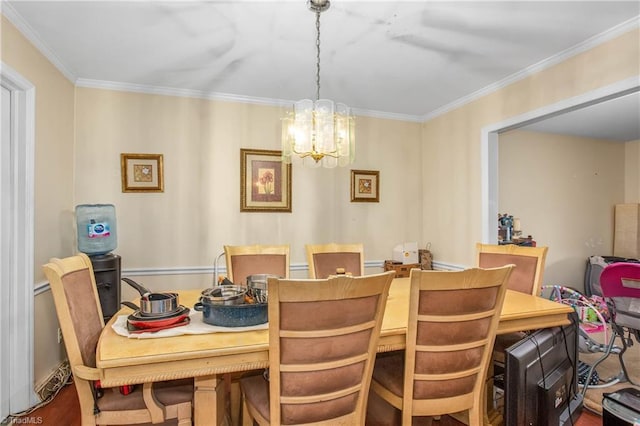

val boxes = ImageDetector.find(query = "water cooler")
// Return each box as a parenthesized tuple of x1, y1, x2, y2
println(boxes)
(76, 204, 121, 321)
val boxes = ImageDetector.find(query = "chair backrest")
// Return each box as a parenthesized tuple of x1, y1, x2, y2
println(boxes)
(599, 262, 640, 331)
(403, 266, 512, 420)
(266, 271, 395, 425)
(476, 243, 548, 295)
(305, 243, 364, 278)
(224, 244, 290, 285)
(42, 253, 104, 415)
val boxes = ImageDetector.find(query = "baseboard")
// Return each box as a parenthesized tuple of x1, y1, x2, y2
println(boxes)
(34, 361, 70, 402)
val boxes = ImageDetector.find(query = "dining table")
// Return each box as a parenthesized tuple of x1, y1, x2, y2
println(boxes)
(96, 276, 575, 426)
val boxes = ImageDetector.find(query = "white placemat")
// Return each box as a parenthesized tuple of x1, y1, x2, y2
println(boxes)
(112, 310, 268, 339)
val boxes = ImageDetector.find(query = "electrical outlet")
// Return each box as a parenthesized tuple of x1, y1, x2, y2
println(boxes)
(57, 327, 63, 344)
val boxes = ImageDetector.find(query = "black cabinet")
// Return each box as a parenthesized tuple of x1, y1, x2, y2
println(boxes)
(90, 253, 121, 321)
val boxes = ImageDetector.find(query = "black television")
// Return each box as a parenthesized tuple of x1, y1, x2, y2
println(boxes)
(504, 312, 583, 426)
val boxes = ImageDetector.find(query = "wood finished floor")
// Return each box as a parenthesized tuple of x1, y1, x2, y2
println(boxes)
(21, 382, 604, 426)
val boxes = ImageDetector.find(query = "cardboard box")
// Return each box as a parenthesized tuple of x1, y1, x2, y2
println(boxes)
(384, 261, 420, 278)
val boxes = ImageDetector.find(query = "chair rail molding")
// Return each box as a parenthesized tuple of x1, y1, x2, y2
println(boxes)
(36, 260, 465, 297)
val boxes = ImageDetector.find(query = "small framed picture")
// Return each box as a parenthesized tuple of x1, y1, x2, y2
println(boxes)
(241, 149, 292, 212)
(351, 169, 379, 202)
(120, 153, 164, 193)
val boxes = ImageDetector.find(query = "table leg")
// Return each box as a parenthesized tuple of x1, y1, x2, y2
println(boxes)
(194, 375, 229, 426)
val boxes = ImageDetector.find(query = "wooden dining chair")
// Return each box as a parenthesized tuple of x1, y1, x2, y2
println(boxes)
(476, 243, 548, 296)
(305, 242, 365, 278)
(240, 271, 395, 425)
(368, 266, 513, 426)
(42, 253, 193, 426)
(476, 242, 549, 360)
(224, 244, 290, 285)
(223, 243, 290, 422)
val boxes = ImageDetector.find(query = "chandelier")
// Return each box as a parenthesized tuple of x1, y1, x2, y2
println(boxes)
(281, 0, 355, 168)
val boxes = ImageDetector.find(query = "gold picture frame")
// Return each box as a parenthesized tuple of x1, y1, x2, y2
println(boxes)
(120, 153, 164, 193)
(240, 148, 292, 212)
(351, 169, 379, 202)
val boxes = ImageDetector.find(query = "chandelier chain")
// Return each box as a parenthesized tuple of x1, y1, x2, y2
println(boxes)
(315, 11, 321, 101)
(281, 0, 354, 168)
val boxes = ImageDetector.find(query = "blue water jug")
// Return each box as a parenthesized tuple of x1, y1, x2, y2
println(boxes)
(76, 204, 117, 255)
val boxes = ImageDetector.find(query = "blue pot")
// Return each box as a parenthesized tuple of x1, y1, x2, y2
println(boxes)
(194, 300, 268, 327)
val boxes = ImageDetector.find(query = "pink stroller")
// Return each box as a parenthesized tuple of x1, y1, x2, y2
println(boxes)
(580, 262, 640, 393)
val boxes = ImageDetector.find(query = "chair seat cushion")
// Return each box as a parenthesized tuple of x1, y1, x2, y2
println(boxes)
(154, 379, 194, 405)
(372, 352, 404, 398)
(240, 367, 361, 424)
(366, 389, 402, 425)
(493, 332, 527, 364)
(98, 385, 147, 411)
(240, 374, 271, 422)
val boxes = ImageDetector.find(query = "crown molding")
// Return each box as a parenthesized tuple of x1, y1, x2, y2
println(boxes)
(4, 3, 638, 125)
(75, 78, 292, 105)
(351, 107, 424, 123)
(1, 3, 77, 84)
(75, 78, 423, 122)
(423, 15, 640, 122)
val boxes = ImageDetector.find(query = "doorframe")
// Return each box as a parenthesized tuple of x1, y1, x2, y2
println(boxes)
(481, 76, 640, 244)
(1, 62, 37, 415)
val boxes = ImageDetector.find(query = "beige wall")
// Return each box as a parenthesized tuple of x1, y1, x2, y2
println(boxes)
(2, 16, 75, 384)
(1, 16, 76, 277)
(499, 130, 626, 288)
(74, 89, 423, 286)
(421, 29, 640, 273)
(626, 140, 640, 202)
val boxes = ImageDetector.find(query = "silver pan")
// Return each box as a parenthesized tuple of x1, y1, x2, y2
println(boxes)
(121, 277, 180, 315)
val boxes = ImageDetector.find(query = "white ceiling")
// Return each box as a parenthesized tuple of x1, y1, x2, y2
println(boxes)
(4, 1, 640, 139)
(522, 91, 640, 141)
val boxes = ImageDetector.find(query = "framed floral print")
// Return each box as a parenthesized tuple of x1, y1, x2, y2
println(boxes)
(351, 169, 379, 202)
(240, 149, 292, 212)
(120, 153, 164, 193)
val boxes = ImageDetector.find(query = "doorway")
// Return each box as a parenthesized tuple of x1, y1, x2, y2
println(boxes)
(1, 63, 37, 417)
(481, 77, 640, 244)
